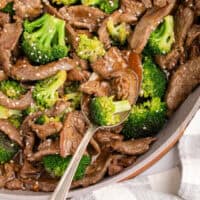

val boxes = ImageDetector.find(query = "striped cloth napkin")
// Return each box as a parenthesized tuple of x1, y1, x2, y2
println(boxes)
(73, 109, 200, 200)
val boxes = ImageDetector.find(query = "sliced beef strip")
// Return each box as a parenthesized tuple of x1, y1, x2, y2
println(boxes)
(129, 0, 176, 53)
(0, 70, 7, 81)
(5, 179, 24, 190)
(20, 160, 41, 179)
(30, 121, 63, 140)
(71, 151, 112, 188)
(108, 155, 136, 176)
(60, 111, 87, 157)
(71, 52, 88, 70)
(188, 39, 200, 59)
(0, 12, 10, 27)
(80, 80, 111, 97)
(0, 90, 33, 110)
(98, 11, 133, 49)
(195, 0, 200, 16)
(153, 0, 168, 7)
(186, 25, 200, 47)
(165, 56, 200, 111)
(141, 0, 152, 8)
(155, 6, 194, 70)
(28, 139, 60, 161)
(10, 58, 75, 81)
(13, 0, 42, 20)
(110, 137, 156, 155)
(59, 5, 107, 32)
(67, 68, 90, 82)
(111, 69, 139, 105)
(91, 47, 127, 79)
(0, 119, 23, 146)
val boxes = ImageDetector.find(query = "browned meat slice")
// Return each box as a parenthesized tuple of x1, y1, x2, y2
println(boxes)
(91, 47, 127, 79)
(110, 137, 156, 155)
(0, 119, 23, 146)
(67, 68, 90, 82)
(141, 0, 152, 8)
(129, 0, 176, 53)
(155, 7, 194, 70)
(10, 58, 75, 81)
(108, 155, 136, 176)
(98, 11, 133, 49)
(60, 111, 87, 157)
(0, 0, 12, 9)
(5, 179, 24, 190)
(94, 130, 124, 144)
(111, 69, 139, 105)
(0, 90, 33, 110)
(28, 139, 60, 161)
(14, 0, 42, 20)
(59, 5, 107, 32)
(0, 12, 9, 27)
(153, 0, 168, 7)
(186, 25, 200, 47)
(30, 121, 63, 140)
(121, 0, 146, 17)
(22, 178, 57, 192)
(166, 57, 200, 111)
(195, 0, 200, 16)
(71, 52, 88, 70)
(80, 80, 111, 97)
(20, 160, 40, 179)
(72, 151, 112, 188)
(0, 70, 7, 81)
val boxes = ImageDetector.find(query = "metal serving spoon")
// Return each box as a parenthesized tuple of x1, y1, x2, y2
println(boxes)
(50, 53, 142, 200)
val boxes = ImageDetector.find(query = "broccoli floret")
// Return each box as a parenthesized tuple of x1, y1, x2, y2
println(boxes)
(0, 105, 21, 119)
(81, 0, 100, 6)
(0, 132, 18, 164)
(146, 15, 175, 55)
(22, 13, 70, 65)
(76, 34, 105, 62)
(107, 19, 129, 45)
(99, 0, 119, 14)
(33, 71, 67, 109)
(0, 80, 26, 99)
(43, 154, 91, 180)
(8, 115, 23, 129)
(35, 114, 60, 125)
(64, 82, 82, 110)
(51, 0, 78, 5)
(90, 96, 131, 126)
(0, 2, 14, 15)
(122, 97, 167, 139)
(141, 56, 167, 99)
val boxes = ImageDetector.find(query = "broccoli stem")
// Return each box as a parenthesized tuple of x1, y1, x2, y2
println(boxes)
(113, 100, 131, 114)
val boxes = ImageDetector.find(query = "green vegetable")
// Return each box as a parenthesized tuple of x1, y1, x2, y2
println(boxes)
(0, 105, 21, 119)
(43, 154, 91, 180)
(0, 2, 14, 15)
(33, 71, 67, 109)
(51, 0, 78, 5)
(141, 56, 167, 99)
(90, 96, 131, 126)
(0, 80, 26, 99)
(122, 97, 167, 139)
(22, 104, 39, 116)
(146, 15, 175, 55)
(35, 114, 59, 125)
(81, 0, 119, 14)
(8, 115, 23, 128)
(76, 34, 105, 62)
(0, 132, 18, 164)
(107, 19, 129, 45)
(22, 13, 70, 65)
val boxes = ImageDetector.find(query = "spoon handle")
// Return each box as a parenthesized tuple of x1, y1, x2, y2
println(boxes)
(49, 124, 98, 200)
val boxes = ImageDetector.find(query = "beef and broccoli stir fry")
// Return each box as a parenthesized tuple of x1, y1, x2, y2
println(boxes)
(0, 0, 199, 192)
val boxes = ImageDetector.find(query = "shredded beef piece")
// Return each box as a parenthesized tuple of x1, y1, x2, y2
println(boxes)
(0, 70, 7, 81)
(80, 80, 111, 97)
(72, 151, 112, 188)
(166, 56, 200, 111)
(0, 90, 33, 110)
(155, 6, 194, 70)
(129, 0, 176, 53)
(67, 68, 90, 82)
(5, 179, 24, 190)
(141, 0, 153, 8)
(186, 24, 200, 47)
(10, 58, 74, 81)
(0, 119, 23, 146)
(108, 155, 136, 176)
(14, 0, 42, 20)
(92, 47, 127, 79)
(153, 0, 168, 7)
(111, 69, 139, 105)
(30, 121, 63, 140)
(110, 137, 156, 155)
(59, 5, 107, 32)
(0, 12, 10, 27)
(60, 111, 87, 157)
(28, 139, 60, 161)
